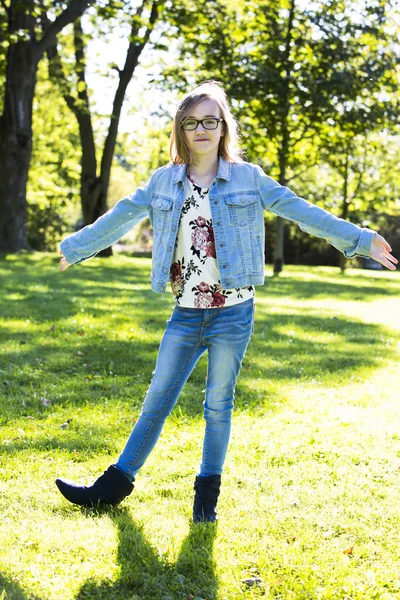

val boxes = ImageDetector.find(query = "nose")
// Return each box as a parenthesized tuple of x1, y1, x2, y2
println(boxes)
(195, 122, 206, 133)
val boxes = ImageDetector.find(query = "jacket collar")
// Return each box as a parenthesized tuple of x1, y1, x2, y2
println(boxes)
(172, 156, 232, 184)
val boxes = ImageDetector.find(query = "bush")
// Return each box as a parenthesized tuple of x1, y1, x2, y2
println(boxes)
(27, 202, 68, 251)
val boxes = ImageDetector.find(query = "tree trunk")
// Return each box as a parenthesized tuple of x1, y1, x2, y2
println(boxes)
(339, 151, 350, 272)
(273, 216, 285, 274)
(75, 2, 160, 258)
(0, 39, 38, 252)
(273, 0, 295, 275)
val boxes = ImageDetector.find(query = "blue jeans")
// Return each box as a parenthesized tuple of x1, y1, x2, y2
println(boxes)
(115, 298, 255, 480)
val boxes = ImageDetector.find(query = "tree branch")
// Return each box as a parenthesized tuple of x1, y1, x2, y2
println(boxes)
(45, 13, 97, 184)
(34, 0, 95, 60)
(286, 160, 320, 185)
(42, 11, 78, 117)
(101, 0, 161, 181)
(73, 18, 89, 104)
(291, 121, 316, 149)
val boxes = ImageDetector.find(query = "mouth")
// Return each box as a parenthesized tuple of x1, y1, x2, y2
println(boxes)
(195, 139, 209, 142)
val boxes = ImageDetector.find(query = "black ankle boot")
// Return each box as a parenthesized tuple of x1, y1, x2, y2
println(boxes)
(55, 465, 134, 508)
(193, 475, 221, 523)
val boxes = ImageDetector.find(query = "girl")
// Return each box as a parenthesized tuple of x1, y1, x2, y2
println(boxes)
(56, 81, 397, 522)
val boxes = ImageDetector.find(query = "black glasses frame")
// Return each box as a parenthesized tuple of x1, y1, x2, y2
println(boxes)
(180, 118, 224, 131)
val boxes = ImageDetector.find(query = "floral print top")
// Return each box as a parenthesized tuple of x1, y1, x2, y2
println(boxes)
(169, 174, 255, 309)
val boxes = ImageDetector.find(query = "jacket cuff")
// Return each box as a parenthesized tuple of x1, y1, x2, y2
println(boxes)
(345, 228, 375, 259)
(60, 239, 78, 265)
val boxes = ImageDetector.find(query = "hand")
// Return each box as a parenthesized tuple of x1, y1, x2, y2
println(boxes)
(59, 252, 71, 272)
(370, 234, 398, 271)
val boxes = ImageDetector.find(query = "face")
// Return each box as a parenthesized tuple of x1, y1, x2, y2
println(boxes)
(182, 98, 224, 163)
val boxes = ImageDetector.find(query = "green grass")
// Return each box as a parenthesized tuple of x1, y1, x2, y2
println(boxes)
(1, 253, 400, 600)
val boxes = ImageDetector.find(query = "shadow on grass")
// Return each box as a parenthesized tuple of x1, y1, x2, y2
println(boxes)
(0, 508, 218, 600)
(0, 426, 120, 456)
(0, 573, 43, 600)
(258, 271, 400, 301)
(1, 254, 398, 431)
(0, 311, 393, 416)
(75, 507, 218, 600)
(1, 255, 399, 325)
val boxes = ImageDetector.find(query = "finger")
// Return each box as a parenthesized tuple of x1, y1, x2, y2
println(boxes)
(374, 246, 397, 263)
(380, 257, 397, 271)
(375, 258, 395, 271)
(370, 249, 397, 270)
(382, 249, 398, 264)
(384, 241, 392, 252)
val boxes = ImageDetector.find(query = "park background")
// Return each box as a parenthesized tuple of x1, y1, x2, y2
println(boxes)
(1, 0, 399, 271)
(1, 1, 400, 599)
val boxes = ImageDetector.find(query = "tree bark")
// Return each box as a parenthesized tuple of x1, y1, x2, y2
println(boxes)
(273, 0, 295, 275)
(0, 55, 36, 251)
(339, 151, 350, 272)
(0, 0, 95, 253)
(0, 4, 37, 251)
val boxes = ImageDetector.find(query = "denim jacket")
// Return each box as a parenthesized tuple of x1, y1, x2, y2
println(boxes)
(60, 156, 375, 293)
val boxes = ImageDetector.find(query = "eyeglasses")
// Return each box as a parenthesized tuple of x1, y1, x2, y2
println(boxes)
(181, 118, 224, 131)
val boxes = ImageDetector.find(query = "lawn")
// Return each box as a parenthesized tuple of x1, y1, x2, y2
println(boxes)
(1, 253, 400, 600)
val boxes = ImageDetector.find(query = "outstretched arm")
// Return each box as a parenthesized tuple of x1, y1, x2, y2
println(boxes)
(58, 169, 160, 267)
(255, 165, 397, 270)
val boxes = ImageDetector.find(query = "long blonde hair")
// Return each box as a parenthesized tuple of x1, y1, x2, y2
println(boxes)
(169, 81, 244, 165)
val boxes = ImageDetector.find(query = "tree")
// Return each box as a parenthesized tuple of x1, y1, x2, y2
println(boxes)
(0, 0, 95, 253)
(45, 0, 161, 255)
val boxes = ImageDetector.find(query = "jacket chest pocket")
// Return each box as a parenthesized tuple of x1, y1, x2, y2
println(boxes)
(151, 195, 174, 233)
(224, 193, 259, 228)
